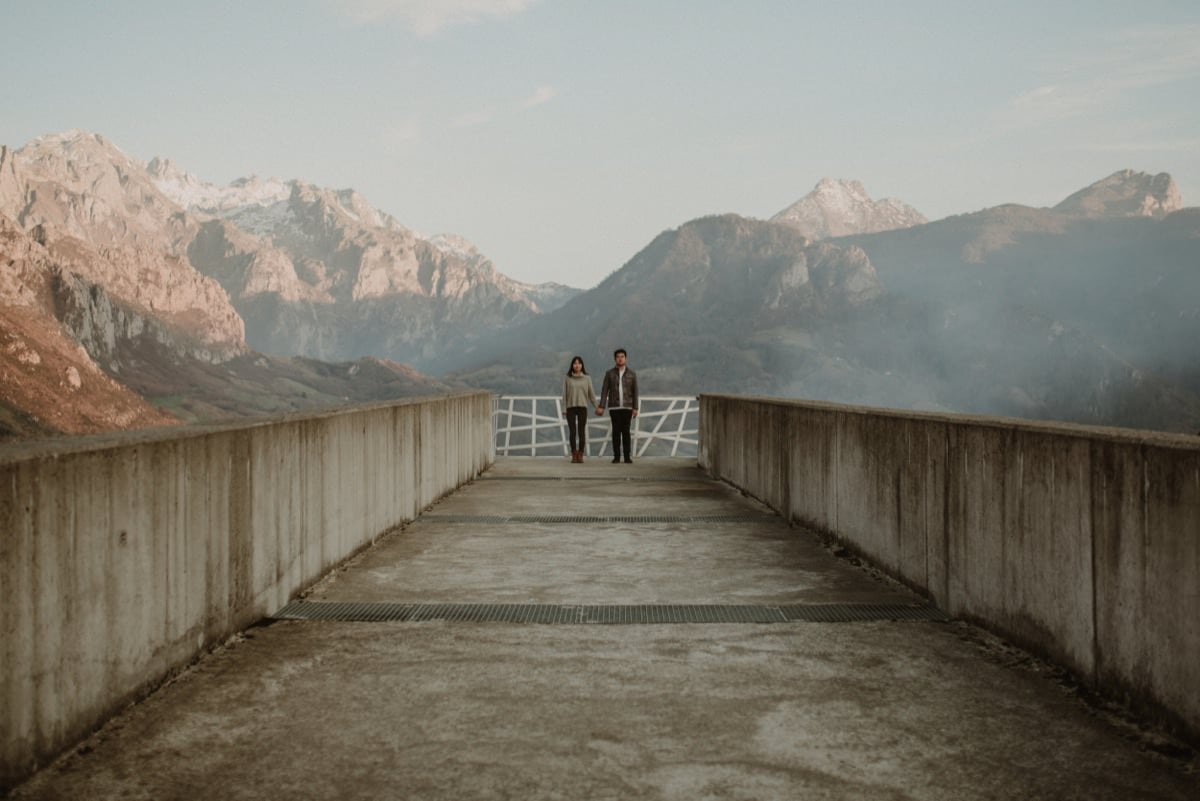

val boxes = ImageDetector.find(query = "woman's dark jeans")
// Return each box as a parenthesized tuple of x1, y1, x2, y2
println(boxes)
(566, 406, 588, 452)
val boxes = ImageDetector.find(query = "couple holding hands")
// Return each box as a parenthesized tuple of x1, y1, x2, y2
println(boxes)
(562, 348, 638, 463)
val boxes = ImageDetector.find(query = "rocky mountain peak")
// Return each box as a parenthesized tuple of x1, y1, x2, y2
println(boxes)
(26, 129, 114, 153)
(331, 188, 389, 229)
(771, 178, 927, 239)
(1053, 170, 1182, 219)
(14, 130, 148, 207)
(815, 177, 870, 199)
(428, 233, 480, 260)
(146, 155, 199, 187)
(604, 213, 881, 312)
(18, 129, 137, 173)
(145, 155, 183, 178)
(12, 130, 186, 249)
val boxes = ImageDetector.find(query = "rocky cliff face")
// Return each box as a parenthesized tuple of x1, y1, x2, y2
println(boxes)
(770, 178, 927, 239)
(0, 212, 51, 308)
(0, 201, 455, 439)
(0, 303, 179, 437)
(6, 131, 246, 349)
(0, 215, 178, 437)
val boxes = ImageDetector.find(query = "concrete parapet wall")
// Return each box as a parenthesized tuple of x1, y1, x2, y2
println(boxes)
(699, 394, 1200, 743)
(0, 393, 494, 789)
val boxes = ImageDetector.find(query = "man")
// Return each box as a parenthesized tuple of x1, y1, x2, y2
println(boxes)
(596, 348, 639, 463)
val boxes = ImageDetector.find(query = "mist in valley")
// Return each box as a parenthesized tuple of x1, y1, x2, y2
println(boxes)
(440, 178, 1200, 435)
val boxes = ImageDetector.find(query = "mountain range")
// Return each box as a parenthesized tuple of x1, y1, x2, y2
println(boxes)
(2, 129, 1197, 438)
(442, 170, 1200, 433)
(0, 130, 575, 437)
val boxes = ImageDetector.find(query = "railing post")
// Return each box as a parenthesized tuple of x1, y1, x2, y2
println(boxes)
(555, 397, 568, 457)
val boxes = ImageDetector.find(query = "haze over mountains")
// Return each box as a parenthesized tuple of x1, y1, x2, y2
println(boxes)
(1, 129, 1198, 438)
(443, 170, 1200, 433)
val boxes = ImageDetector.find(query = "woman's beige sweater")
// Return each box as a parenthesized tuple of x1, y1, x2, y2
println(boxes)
(562, 373, 597, 409)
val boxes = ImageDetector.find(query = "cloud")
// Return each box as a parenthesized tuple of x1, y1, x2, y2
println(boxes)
(1002, 24, 1200, 127)
(377, 119, 423, 155)
(332, 0, 537, 36)
(452, 108, 496, 128)
(521, 85, 557, 108)
(450, 86, 555, 129)
(1009, 83, 1101, 123)
(389, 119, 422, 143)
(1079, 136, 1200, 154)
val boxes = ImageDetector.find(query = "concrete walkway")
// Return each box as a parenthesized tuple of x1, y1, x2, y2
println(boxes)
(10, 458, 1198, 800)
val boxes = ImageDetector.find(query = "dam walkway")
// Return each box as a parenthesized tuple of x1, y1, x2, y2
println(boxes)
(11, 458, 1197, 800)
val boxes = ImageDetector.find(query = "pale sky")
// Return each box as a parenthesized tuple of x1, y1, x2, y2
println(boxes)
(3, 0, 1198, 288)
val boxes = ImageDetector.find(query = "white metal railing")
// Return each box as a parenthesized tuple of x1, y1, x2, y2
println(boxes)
(492, 395, 699, 458)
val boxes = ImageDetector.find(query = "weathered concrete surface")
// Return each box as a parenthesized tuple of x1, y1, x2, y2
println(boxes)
(313, 459, 914, 605)
(0, 393, 494, 791)
(12, 622, 1199, 801)
(10, 458, 1197, 800)
(700, 394, 1200, 746)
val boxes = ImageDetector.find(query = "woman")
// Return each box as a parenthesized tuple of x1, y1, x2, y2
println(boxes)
(562, 356, 597, 462)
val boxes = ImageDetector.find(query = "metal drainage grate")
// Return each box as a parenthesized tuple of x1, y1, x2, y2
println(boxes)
(480, 476, 709, 482)
(779, 604, 947, 622)
(271, 601, 947, 624)
(421, 514, 775, 524)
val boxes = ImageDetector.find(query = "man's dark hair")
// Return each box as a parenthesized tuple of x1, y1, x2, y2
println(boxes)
(614, 348, 627, 359)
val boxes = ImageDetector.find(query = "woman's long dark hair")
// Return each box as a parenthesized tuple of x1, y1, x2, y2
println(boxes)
(566, 356, 587, 376)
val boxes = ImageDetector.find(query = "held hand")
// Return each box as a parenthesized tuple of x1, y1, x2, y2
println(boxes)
(595, 407, 604, 416)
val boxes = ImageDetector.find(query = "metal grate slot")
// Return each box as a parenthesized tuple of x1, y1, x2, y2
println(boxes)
(271, 601, 946, 625)
(480, 476, 709, 482)
(780, 604, 949, 623)
(421, 514, 775, 525)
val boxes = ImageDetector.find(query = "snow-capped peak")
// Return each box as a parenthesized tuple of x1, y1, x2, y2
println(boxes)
(147, 157, 291, 213)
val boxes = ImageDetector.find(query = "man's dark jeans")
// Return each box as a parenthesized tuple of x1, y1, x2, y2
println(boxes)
(609, 408, 633, 460)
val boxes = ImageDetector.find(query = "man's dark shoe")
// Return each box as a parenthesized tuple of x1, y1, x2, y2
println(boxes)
(612, 457, 621, 463)
(624, 457, 633, 463)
